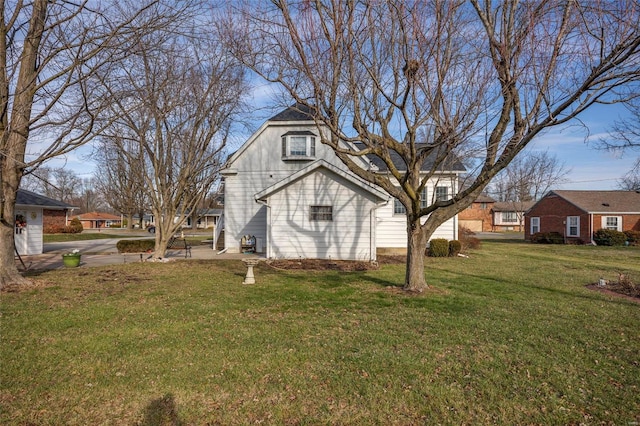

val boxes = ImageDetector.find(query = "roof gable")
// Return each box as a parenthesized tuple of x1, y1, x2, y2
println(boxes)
(255, 159, 388, 202)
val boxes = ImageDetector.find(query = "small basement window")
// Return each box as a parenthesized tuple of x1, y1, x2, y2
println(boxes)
(310, 205, 332, 221)
(282, 131, 316, 160)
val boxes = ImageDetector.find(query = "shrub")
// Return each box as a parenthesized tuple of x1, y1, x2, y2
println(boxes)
(531, 232, 564, 244)
(66, 218, 83, 234)
(116, 239, 155, 253)
(44, 224, 65, 234)
(593, 228, 627, 246)
(428, 239, 450, 257)
(624, 230, 640, 246)
(448, 240, 462, 257)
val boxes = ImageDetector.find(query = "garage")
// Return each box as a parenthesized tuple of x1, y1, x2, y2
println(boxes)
(459, 219, 483, 232)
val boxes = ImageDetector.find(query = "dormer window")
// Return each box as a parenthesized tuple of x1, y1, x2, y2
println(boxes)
(281, 131, 316, 160)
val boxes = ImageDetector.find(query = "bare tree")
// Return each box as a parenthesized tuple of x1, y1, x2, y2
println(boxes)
(490, 151, 569, 202)
(619, 158, 640, 191)
(93, 138, 149, 229)
(94, 24, 247, 257)
(1, 0, 191, 287)
(228, 1, 640, 291)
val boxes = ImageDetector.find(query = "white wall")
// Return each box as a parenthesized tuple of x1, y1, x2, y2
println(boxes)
(375, 178, 458, 248)
(265, 169, 379, 261)
(224, 122, 352, 253)
(14, 208, 43, 255)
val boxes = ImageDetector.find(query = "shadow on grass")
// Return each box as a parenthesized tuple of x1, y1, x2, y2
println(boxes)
(139, 393, 183, 426)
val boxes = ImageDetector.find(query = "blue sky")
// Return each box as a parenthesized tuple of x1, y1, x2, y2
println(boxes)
(46, 85, 638, 192)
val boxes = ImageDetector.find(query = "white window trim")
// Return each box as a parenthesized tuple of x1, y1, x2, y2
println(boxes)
(567, 216, 580, 237)
(281, 133, 316, 160)
(530, 217, 540, 234)
(601, 216, 622, 231)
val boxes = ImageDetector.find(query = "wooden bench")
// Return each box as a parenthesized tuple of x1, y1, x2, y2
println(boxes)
(168, 236, 192, 258)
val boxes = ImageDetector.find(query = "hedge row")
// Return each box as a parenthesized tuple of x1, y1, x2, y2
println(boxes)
(116, 239, 155, 253)
(44, 217, 83, 234)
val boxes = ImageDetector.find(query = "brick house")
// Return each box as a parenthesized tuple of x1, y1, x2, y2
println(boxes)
(524, 190, 640, 243)
(458, 194, 495, 232)
(72, 211, 122, 229)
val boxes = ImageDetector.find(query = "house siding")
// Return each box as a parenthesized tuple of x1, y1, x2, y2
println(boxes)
(265, 169, 378, 260)
(224, 123, 351, 253)
(376, 179, 457, 250)
(14, 207, 43, 255)
(224, 117, 461, 257)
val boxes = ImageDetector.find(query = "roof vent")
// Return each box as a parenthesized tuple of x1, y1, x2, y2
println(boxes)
(602, 203, 610, 207)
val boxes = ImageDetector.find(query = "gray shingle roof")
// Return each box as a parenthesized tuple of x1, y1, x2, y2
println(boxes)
(268, 103, 315, 121)
(356, 143, 466, 173)
(492, 201, 535, 212)
(552, 190, 640, 213)
(266, 104, 466, 173)
(16, 189, 75, 210)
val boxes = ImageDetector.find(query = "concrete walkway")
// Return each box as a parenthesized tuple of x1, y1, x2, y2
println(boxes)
(15, 243, 261, 272)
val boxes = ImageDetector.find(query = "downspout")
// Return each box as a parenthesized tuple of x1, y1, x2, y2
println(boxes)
(256, 198, 270, 258)
(370, 198, 389, 262)
(590, 213, 595, 245)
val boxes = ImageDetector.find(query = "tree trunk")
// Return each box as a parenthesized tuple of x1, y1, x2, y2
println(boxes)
(0, 190, 30, 289)
(404, 215, 429, 292)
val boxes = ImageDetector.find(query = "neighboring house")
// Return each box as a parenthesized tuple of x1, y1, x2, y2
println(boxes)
(72, 211, 122, 229)
(524, 190, 640, 243)
(458, 194, 496, 232)
(15, 189, 76, 255)
(196, 208, 222, 229)
(221, 104, 465, 260)
(491, 201, 535, 232)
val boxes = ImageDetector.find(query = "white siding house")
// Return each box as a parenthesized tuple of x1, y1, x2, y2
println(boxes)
(221, 104, 465, 260)
(15, 190, 76, 255)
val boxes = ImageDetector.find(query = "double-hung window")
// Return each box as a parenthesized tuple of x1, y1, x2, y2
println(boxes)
(530, 217, 540, 234)
(602, 216, 622, 231)
(435, 186, 448, 202)
(394, 188, 428, 215)
(281, 131, 316, 160)
(567, 216, 580, 237)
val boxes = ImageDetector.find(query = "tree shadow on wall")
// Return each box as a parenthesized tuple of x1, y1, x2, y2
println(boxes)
(139, 393, 183, 426)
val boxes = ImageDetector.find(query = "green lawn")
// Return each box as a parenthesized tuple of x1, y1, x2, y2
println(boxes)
(1, 242, 639, 424)
(43, 233, 134, 243)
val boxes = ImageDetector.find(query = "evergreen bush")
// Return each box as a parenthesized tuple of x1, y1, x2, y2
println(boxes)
(428, 239, 450, 257)
(448, 240, 462, 257)
(624, 230, 640, 246)
(593, 228, 627, 246)
(531, 232, 564, 244)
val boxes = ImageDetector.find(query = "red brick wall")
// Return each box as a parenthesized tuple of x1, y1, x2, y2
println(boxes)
(524, 195, 587, 242)
(43, 209, 67, 232)
(592, 214, 640, 232)
(458, 202, 494, 232)
(526, 195, 640, 242)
